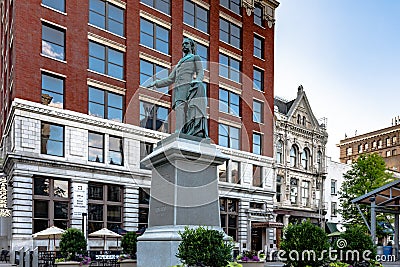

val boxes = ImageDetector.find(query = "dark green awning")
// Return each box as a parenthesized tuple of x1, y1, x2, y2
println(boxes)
(326, 222, 338, 233)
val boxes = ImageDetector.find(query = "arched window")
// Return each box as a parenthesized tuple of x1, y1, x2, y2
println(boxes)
(290, 145, 298, 167)
(276, 140, 283, 164)
(297, 114, 301, 124)
(302, 116, 306, 126)
(317, 151, 322, 171)
(301, 148, 310, 170)
(364, 143, 368, 150)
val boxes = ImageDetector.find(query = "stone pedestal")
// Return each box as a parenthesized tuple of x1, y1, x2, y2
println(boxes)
(137, 133, 229, 267)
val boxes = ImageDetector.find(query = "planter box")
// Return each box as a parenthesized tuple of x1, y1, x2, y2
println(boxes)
(237, 261, 264, 267)
(119, 259, 137, 267)
(55, 261, 81, 267)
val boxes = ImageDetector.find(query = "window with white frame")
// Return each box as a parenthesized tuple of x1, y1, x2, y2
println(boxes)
(184, 0, 208, 33)
(219, 53, 240, 83)
(89, 0, 124, 36)
(254, 4, 263, 26)
(88, 132, 104, 163)
(331, 180, 337, 195)
(290, 178, 298, 204)
(219, 18, 241, 49)
(253, 133, 262, 155)
(252, 165, 262, 187)
(276, 141, 283, 164)
(140, 18, 170, 54)
(254, 35, 264, 59)
(219, 88, 239, 116)
(41, 73, 64, 108)
(141, 0, 170, 15)
(42, 0, 65, 12)
(301, 148, 310, 170)
(42, 23, 65, 61)
(220, 0, 240, 14)
(88, 87, 124, 122)
(109, 136, 123, 166)
(301, 181, 310, 206)
(290, 145, 298, 167)
(89, 41, 124, 79)
(253, 67, 264, 91)
(218, 123, 240, 150)
(253, 100, 263, 123)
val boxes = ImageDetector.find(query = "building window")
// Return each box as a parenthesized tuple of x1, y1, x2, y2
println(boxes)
(393, 136, 397, 144)
(386, 137, 391, 147)
(276, 175, 282, 202)
(302, 116, 306, 126)
(378, 139, 383, 148)
(253, 133, 262, 155)
(219, 88, 239, 116)
(41, 122, 64, 157)
(220, 0, 240, 14)
(386, 150, 391, 157)
(253, 165, 262, 187)
(219, 53, 240, 83)
(372, 141, 377, 149)
(254, 4, 263, 26)
(89, 0, 124, 36)
(276, 141, 283, 164)
(109, 136, 123, 165)
(253, 100, 263, 123)
(88, 183, 123, 233)
(218, 162, 228, 182)
(89, 41, 124, 79)
(301, 148, 310, 170)
(317, 151, 323, 171)
(331, 202, 337, 216)
(358, 144, 363, 153)
(140, 59, 169, 94)
(138, 188, 150, 230)
(346, 147, 352, 155)
(140, 101, 169, 132)
(140, 141, 154, 169)
(41, 73, 64, 108)
(290, 145, 298, 167)
(184, 0, 208, 33)
(220, 198, 238, 241)
(364, 143, 369, 150)
(42, 0, 65, 12)
(301, 181, 310, 206)
(290, 178, 298, 205)
(33, 177, 69, 233)
(42, 23, 65, 61)
(254, 35, 264, 59)
(231, 161, 240, 184)
(393, 149, 397, 156)
(195, 41, 208, 70)
(141, 0, 170, 15)
(219, 18, 241, 49)
(253, 67, 264, 91)
(218, 123, 240, 150)
(88, 87, 123, 122)
(331, 180, 337, 195)
(88, 132, 104, 163)
(140, 18, 169, 55)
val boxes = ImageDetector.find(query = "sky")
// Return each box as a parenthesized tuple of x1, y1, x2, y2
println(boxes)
(274, 0, 400, 161)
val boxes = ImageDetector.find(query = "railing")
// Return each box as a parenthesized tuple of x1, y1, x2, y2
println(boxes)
(37, 251, 62, 267)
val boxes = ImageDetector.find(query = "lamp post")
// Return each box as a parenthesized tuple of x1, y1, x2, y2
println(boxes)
(82, 213, 88, 250)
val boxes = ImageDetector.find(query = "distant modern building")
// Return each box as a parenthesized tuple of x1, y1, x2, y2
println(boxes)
(0, 0, 280, 256)
(273, 86, 328, 246)
(338, 117, 400, 171)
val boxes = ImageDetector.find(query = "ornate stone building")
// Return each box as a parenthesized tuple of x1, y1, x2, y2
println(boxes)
(273, 86, 328, 244)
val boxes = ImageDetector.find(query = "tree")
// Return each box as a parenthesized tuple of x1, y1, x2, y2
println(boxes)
(339, 153, 393, 225)
(59, 228, 87, 261)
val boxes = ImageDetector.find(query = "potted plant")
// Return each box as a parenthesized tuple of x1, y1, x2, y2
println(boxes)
(383, 241, 393, 258)
(120, 231, 138, 267)
(56, 228, 88, 267)
(236, 251, 263, 267)
(176, 226, 234, 267)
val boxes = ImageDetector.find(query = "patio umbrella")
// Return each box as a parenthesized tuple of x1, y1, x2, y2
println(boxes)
(89, 228, 122, 250)
(32, 226, 65, 251)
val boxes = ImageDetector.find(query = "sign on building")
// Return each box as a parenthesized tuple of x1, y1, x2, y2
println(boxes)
(72, 183, 88, 217)
(0, 176, 11, 217)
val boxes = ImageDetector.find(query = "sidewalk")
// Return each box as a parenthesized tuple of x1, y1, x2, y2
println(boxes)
(0, 264, 13, 267)
(263, 262, 400, 267)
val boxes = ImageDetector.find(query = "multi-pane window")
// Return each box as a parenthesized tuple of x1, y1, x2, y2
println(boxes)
(386, 137, 391, 146)
(253, 133, 262, 155)
(88, 183, 123, 233)
(140, 141, 154, 169)
(393, 136, 397, 144)
(220, 198, 238, 241)
(218, 123, 240, 150)
(88, 132, 104, 163)
(41, 73, 64, 108)
(140, 18, 169, 55)
(109, 136, 123, 166)
(88, 87, 123, 122)
(140, 101, 169, 133)
(253, 67, 264, 91)
(219, 89, 239, 116)
(331, 202, 337, 216)
(138, 188, 150, 230)
(89, 41, 124, 79)
(358, 144, 363, 153)
(231, 161, 240, 184)
(195, 41, 208, 70)
(220, 0, 240, 14)
(42, 24, 65, 61)
(184, 0, 208, 33)
(317, 151, 322, 171)
(41, 122, 64, 157)
(141, 0, 170, 15)
(219, 18, 241, 49)
(140, 59, 169, 94)
(290, 145, 298, 167)
(254, 4, 263, 26)
(254, 35, 264, 59)
(253, 100, 263, 123)
(346, 147, 352, 155)
(276, 141, 283, 164)
(290, 178, 298, 204)
(301, 181, 310, 206)
(364, 143, 369, 150)
(276, 175, 282, 202)
(301, 148, 310, 170)
(331, 180, 337, 195)
(33, 177, 69, 233)
(253, 165, 262, 187)
(218, 162, 228, 182)
(89, 0, 124, 36)
(219, 53, 240, 83)
(42, 0, 65, 12)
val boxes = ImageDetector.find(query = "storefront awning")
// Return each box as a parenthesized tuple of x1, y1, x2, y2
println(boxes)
(252, 222, 284, 229)
(326, 222, 338, 233)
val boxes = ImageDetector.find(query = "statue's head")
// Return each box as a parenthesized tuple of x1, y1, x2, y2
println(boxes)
(182, 38, 196, 54)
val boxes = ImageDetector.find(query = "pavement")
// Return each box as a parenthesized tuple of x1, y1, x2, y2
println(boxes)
(0, 264, 13, 267)
(263, 262, 400, 267)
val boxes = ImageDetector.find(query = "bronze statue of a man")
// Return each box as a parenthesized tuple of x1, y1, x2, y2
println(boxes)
(147, 38, 208, 138)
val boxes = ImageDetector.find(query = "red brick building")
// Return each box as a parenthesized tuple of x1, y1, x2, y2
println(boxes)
(0, 0, 280, 255)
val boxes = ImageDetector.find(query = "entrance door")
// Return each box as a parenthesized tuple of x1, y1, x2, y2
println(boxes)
(251, 228, 263, 251)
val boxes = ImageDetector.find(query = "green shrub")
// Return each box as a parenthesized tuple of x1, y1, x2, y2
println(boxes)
(176, 226, 233, 267)
(280, 220, 330, 267)
(59, 228, 87, 261)
(121, 231, 138, 258)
